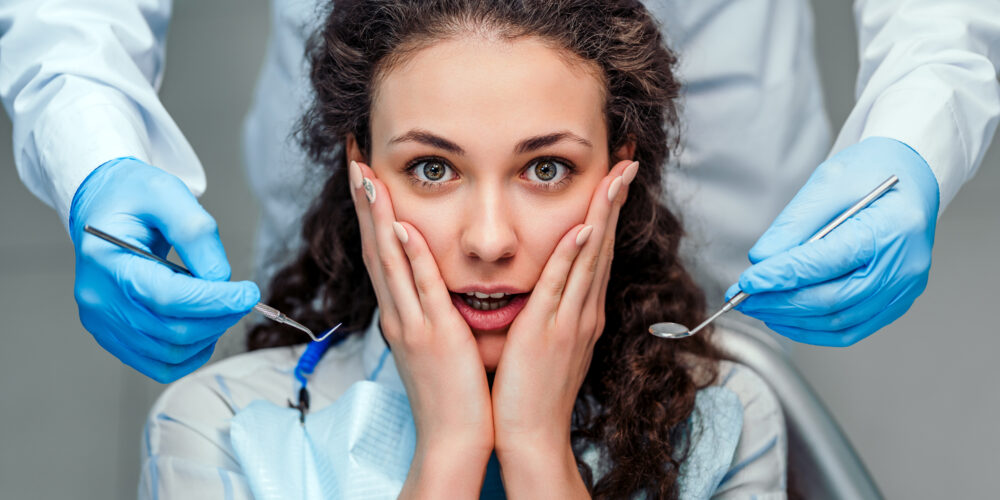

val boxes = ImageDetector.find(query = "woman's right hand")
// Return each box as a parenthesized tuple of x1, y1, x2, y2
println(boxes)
(348, 160, 494, 495)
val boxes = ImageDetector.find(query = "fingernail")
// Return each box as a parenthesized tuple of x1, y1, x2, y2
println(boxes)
(362, 177, 376, 204)
(392, 221, 408, 245)
(607, 176, 623, 202)
(576, 225, 594, 246)
(622, 161, 639, 185)
(349, 161, 363, 190)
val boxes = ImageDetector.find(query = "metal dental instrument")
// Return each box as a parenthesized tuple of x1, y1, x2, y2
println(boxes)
(649, 174, 900, 340)
(83, 225, 340, 342)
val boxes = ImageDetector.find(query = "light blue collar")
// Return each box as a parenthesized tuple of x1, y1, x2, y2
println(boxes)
(232, 309, 745, 499)
(359, 309, 406, 394)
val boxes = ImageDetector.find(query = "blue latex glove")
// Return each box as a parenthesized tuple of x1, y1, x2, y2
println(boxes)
(69, 157, 260, 382)
(725, 137, 939, 346)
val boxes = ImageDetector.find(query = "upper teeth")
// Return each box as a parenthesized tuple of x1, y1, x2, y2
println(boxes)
(466, 291, 507, 299)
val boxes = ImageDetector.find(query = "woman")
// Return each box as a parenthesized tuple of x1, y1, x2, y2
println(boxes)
(140, 1, 786, 498)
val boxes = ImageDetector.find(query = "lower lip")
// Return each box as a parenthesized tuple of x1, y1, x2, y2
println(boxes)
(451, 293, 529, 331)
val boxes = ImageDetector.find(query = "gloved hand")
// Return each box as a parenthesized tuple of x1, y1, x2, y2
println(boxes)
(725, 137, 939, 346)
(69, 157, 260, 382)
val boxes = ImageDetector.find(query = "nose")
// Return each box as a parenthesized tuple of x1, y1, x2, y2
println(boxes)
(460, 189, 517, 262)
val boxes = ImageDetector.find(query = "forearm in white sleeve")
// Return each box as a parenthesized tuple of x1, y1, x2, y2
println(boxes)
(0, 0, 205, 228)
(831, 0, 1000, 213)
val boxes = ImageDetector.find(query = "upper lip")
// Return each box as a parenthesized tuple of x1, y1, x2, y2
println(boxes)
(451, 284, 530, 295)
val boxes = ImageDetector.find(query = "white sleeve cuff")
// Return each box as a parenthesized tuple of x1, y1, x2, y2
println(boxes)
(26, 85, 152, 227)
(17, 80, 206, 231)
(858, 83, 968, 215)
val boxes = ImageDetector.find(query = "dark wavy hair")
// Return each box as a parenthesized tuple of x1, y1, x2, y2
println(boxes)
(247, 1, 722, 497)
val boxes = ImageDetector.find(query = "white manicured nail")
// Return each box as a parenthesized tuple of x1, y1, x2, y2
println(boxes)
(576, 225, 594, 246)
(362, 177, 376, 204)
(622, 161, 639, 185)
(349, 161, 363, 189)
(392, 222, 408, 244)
(607, 176, 623, 202)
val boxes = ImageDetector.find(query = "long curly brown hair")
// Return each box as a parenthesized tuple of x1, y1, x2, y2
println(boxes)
(247, 0, 723, 497)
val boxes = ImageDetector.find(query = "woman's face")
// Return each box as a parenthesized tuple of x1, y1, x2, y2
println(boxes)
(350, 36, 631, 371)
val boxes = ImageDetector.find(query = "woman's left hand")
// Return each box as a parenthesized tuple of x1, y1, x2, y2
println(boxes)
(491, 159, 638, 494)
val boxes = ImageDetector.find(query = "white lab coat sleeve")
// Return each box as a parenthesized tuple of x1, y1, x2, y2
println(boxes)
(831, 0, 1000, 214)
(0, 0, 205, 229)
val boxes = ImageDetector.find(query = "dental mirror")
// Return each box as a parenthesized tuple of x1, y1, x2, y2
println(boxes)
(649, 292, 747, 339)
(649, 174, 899, 340)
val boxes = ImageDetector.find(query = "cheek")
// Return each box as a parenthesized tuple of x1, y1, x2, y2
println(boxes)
(522, 192, 592, 265)
(389, 189, 455, 259)
(386, 177, 597, 279)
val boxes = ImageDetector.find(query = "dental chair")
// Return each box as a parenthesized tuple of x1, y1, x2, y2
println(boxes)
(712, 318, 883, 500)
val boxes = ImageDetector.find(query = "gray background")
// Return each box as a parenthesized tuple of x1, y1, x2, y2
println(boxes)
(0, 1, 996, 498)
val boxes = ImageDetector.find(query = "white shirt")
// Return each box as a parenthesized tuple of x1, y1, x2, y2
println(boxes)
(138, 313, 788, 499)
(2, 1, 997, 306)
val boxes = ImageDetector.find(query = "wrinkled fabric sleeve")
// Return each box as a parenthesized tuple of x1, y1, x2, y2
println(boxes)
(711, 364, 788, 499)
(832, 0, 1000, 214)
(139, 375, 255, 500)
(0, 0, 205, 229)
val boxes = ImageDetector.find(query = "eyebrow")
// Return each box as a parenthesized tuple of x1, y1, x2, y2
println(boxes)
(387, 129, 593, 155)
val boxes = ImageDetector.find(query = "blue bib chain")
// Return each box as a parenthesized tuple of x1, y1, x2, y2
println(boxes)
(289, 326, 351, 422)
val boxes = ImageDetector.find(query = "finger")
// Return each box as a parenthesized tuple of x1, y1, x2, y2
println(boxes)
(584, 161, 636, 313)
(520, 224, 591, 320)
(764, 281, 923, 347)
(736, 266, 879, 318)
(392, 220, 459, 318)
(748, 153, 891, 264)
(141, 173, 233, 281)
(739, 216, 877, 294)
(349, 160, 400, 325)
(747, 291, 893, 332)
(95, 328, 216, 383)
(121, 257, 260, 318)
(748, 273, 926, 332)
(595, 245, 613, 342)
(128, 308, 247, 345)
(562, 159, 635, 314)
(78, 293, 231, 361)
(117, 321, 221, 365)
(357, 164, 422, 326)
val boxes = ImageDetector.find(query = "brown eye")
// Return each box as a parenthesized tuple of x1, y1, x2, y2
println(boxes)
(408, 158, 456, 187)
(422, 161, 446, 180)
(534, 161, 557, 181)
(524, 158, 572, 187)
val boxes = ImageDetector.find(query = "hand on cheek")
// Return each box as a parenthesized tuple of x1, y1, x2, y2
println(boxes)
(490, 159, 638, 490)
(347, 161, 494, 493)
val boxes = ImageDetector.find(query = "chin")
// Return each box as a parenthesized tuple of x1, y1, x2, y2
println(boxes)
(473, 328, 507, 373)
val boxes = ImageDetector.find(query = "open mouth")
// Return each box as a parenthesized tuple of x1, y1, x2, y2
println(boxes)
(457, 291, 520, 311)
(449, 291, 530, 331)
